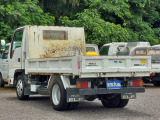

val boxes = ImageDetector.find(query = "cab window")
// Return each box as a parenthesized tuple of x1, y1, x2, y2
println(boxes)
(10, 30, 23, 59)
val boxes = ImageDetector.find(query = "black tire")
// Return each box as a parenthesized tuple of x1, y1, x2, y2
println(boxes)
(85, 95, 96, 101)
(0, 74, 4, 87)
(153, 81, 160, 86)
(68, 102, 79, 110)
(118, 99, 129, 108)
(50, 79, 69, 111)
(101, 94, 121, 108)
(16, 75, 29, 100)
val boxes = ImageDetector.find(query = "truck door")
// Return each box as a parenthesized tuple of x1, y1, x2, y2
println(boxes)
(1, 52, 9, 80)
(8, 29, 23, 85)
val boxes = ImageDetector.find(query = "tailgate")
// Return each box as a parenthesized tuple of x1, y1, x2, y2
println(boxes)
(79, 56, 151, 78)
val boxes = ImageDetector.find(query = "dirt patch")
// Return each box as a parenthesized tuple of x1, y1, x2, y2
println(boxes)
(0, 86, 15, 93)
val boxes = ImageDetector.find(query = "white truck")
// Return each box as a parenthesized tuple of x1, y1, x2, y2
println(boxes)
(0, 42, 10, 87)
(143, 44, 160, 86)
(100, 42, 151, 56)
(100, 42, 160, 86)
(0, 26, 151, 111)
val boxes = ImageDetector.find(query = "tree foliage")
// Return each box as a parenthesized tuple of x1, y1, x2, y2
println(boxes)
(0, 0, 55, 42)
(0, 0, 160, 46)
(57, 0, 160, 45)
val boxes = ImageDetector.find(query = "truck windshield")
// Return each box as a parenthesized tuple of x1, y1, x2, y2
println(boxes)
(100, 46, 109, 55)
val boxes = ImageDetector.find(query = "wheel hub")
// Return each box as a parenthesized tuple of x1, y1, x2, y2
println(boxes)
(17, 80, 23, 96)
(52, 84, 60, 105)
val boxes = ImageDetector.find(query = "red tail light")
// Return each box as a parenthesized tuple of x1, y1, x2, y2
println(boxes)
(77, 81, 89, 88)
(81, 82, 88, 88)
(133, 80, 139, 86)
(132, 79, 143, 87)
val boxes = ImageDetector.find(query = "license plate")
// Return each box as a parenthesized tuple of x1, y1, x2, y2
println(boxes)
(107, 80, 121, 89)
(121, 93, 136, 99)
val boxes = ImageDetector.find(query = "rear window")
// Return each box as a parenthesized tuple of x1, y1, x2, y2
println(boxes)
(86, 47, 95, 52)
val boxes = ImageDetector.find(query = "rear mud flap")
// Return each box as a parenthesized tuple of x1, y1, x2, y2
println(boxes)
(66, 88, 85, 102)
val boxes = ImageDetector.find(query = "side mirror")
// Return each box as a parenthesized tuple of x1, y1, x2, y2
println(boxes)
(1, 39, 6, 51)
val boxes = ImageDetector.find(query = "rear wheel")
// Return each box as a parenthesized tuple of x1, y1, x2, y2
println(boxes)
(16, 75, 29, 100)
(101, 94, 121, 108)
(0, 74, 4, 87)
(118, 99, 129, 108)
(68, 102, 79, 110)
(153, 81, 160, 86)
(50, 79, 69, 111)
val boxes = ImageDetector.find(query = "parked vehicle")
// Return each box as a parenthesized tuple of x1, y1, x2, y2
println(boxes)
(0, 42, 10, 87)
(100, 42, 160, 86)
(86, 44, 99, 56)
(144, 44, 160, 86)
(100, 42, 151, 56)
(1, 26, 151, 111)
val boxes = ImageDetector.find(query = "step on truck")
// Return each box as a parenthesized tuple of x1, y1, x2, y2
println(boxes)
(0, 26, 151, 111)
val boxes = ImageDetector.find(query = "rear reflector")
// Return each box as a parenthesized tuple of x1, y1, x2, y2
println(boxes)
(78, 61, 80, 69)
(139, 79, 143, 87)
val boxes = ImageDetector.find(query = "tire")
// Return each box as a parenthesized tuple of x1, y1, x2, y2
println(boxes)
(118, 99, 129, 108)
(50, 79, 69, 111)
(16, 75, 29, 100)
(153, 81, 160, 87)
(101, 94, 121, 108)
(0, 74, 4, 87)
(68, 102, 79, 110)
(85, 95, 96, 101)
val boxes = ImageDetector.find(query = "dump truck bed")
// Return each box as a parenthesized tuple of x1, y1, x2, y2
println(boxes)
(25, 55, 151, 78)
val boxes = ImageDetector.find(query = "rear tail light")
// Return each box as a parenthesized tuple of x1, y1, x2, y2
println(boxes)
(132, 79, 143, 87)
(77, 81, 91, 88)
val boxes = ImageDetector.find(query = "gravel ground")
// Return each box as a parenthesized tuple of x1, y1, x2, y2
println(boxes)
(0, 84, 160, 120)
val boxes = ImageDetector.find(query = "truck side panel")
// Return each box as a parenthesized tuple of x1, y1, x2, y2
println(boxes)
(25, 55, 151, 78)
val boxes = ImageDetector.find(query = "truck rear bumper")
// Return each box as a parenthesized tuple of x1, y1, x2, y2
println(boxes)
(79, 87, 145, 95)
(66, 87, 145, 102)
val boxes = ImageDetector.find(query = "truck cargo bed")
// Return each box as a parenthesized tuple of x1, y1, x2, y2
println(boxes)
(25, 55, 151, 78)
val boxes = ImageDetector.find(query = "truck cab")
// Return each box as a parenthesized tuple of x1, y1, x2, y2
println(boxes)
(100, 42, 151, 56)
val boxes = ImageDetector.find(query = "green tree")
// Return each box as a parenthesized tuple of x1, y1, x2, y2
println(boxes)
(0, 0, 55, 42)
(59, 9, 136, 46)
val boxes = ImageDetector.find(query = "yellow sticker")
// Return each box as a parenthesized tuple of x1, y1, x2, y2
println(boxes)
(141, 59, 146, 64)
